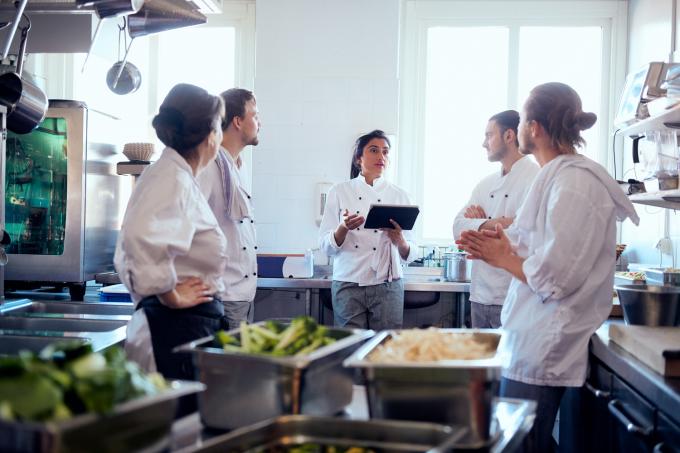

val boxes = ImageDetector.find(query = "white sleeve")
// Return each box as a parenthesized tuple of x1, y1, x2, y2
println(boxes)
(522, 186, 613, 301)
(452, 185, 485, 240)
(196, 161, 218, 206)
(318, 186, 343, 256)
(397, 190, 418, 264)
(116, 193, 195, 297)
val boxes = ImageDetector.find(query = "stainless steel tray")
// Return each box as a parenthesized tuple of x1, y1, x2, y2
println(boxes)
(183, 415, 466, 453)
(0, 380, 204, 453)
(343, 329, 504, 443)
(176, 324, 374, 430)
(644, 267, 680, 285)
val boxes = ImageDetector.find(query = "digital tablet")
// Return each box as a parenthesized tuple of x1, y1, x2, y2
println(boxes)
(364, 204, 420, 230)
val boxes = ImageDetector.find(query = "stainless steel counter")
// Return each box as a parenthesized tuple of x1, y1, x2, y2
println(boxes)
(590, 321, 680, 426)
(257, 276, 470, 292)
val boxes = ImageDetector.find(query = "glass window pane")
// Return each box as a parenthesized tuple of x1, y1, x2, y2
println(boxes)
(156, 27, 236, 99)
(517, 26, 603, 160)
(423, 27, 509, 240)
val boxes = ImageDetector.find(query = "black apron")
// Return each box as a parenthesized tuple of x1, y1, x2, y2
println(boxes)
(137, 296, 227, 382)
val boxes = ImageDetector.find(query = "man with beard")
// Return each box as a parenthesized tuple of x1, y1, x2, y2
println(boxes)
(456, 83, 639, 452)
(197, 88, 261, 328)
(452, 110, 538, 328)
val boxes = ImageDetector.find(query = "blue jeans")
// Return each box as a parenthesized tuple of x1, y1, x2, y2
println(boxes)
(331, 279, 404, 330)
(500, 377, 566, 453)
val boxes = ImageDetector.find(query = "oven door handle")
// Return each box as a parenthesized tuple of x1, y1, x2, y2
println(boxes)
(607, 399, 653, 437)
(585, 381, 610, 399)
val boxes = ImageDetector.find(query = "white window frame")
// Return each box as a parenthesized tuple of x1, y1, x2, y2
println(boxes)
(398, 0, 628, 245)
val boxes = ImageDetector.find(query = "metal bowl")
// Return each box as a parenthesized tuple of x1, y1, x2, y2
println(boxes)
(614, 285, 680, 326)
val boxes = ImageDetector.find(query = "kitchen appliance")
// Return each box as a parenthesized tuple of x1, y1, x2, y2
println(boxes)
(4, 100, 127, 300)
(614, 284, 680, 326)
(615, 62, 680, 127)
(257, 251, 314, 278)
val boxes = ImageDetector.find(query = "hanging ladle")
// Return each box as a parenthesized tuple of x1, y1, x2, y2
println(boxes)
(105, 19, 141, 95)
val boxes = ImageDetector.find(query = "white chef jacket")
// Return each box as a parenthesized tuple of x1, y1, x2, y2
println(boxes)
(197, 148, 258, 302)
(500, 154, 639, 387)
(319, 175, 417, 286)
(452, 157, 539, 305)
(114, 147, 227, 372)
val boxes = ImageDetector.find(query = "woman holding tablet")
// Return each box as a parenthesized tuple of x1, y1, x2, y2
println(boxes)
(318, 130, 417, 330)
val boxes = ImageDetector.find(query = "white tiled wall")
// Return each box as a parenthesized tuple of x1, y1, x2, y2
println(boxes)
(252, 0, 401, 260)
(620, 0, 680, 269)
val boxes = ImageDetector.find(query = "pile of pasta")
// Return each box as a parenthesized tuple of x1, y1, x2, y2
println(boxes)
(367, 328, 496, 363)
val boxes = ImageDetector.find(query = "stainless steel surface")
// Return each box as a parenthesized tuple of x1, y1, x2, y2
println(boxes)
(0, 299, 133, 316)
(0, 20, 49, 135)
(644, 268, 680, 286)
(257, 277, 470, 292)
(0, 380, 204, 453)
(344, 329, 503, 442)
(0, 334, 89, 355)
(177, 325, 374, 430)
(614, 284, 680, 326)
(88, 0, 145, 18)
(107, 60, 142, 95)
(0, 314, 129, 332)
(187, 415, 463, 453)
(0, 0, 27, 60)
(443, 251, 468, 282)
(6, 100, 125, 288)
(128, 0, 207, 38)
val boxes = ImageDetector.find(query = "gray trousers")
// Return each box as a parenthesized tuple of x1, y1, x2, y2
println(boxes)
(331, 280, 404, 330)
(500, 378, 566, 453)
(470, 301, 503, 328)
(223, 300, 255, 330)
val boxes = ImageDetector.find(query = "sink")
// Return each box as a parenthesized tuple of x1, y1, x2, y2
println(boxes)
(0, 335, 90, 355)
(1, 300, 134, 316)
(0, 316, 129, 332)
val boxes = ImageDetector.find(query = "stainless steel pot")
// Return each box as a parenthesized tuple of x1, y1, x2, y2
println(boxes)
(614, 284, 680, 326)
(106, 60, 142, 95)
(443, 251, 468, 282)
(0, 23, 48, 135)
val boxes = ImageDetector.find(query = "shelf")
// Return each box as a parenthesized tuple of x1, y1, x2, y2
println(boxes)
(629, 189, 680, 209)
(618, 102, 680, 137)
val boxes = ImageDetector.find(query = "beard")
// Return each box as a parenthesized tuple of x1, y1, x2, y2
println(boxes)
(519, 131, 535, 155)
(487, 145, 508, 162)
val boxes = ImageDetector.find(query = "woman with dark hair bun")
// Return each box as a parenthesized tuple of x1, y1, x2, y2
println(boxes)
(114, 83, 227, 392)
(318, 130, 416, 330)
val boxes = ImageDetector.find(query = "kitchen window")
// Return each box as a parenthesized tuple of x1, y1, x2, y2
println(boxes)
(399, 1, 627, 243)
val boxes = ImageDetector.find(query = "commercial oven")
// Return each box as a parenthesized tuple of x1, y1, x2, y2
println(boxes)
(4, 100, 128, 300)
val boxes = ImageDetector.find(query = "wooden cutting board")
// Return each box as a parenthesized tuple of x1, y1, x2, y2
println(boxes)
(609, 324, 680, 377)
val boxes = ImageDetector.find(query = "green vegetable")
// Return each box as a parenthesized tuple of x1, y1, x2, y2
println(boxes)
(213, 316, 336, 357)
(0, 341, 167, 423)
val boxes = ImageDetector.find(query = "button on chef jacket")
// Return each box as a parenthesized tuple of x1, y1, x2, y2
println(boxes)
(452, 157, 539, 306)
(319, 175, 417, 286)
(500, 154, 639, 387)
(197, 148, 258, 302)
(114, 147, 227, 372)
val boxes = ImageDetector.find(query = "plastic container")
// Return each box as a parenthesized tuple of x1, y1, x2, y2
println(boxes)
(99, 283, 132, 302)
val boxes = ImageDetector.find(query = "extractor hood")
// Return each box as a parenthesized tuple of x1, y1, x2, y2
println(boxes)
(0, 0, 222, 15)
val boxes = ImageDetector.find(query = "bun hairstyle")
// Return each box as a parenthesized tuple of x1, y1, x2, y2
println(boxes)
(152, 83, 224, 158)
(524, 82, 597, 154)
(350, 129, 391, 179)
